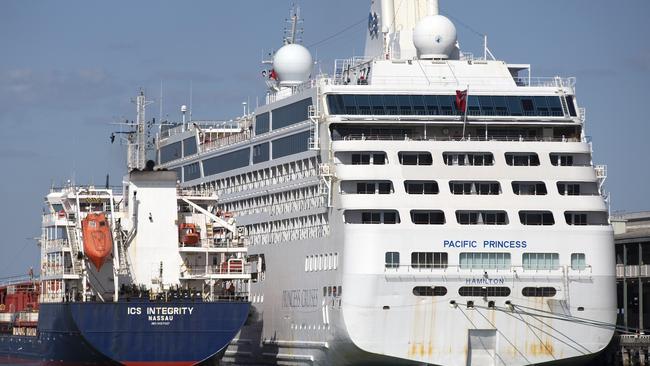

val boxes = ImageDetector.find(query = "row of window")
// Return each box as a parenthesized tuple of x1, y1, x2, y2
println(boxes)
(386, 252, 587, 271)
(304, 253, 339, 272)
(327, 94, 576, 117)
(254, 98, 312, 135)
(345, 180, 598, 196)
(172, 131, 311, 182)
(342, 152, 590, 167)
(412, 286, 557, 298)
(346, 210, 608, 226)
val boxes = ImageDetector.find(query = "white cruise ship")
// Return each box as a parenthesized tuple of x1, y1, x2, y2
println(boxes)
(154, 1, 616, 365)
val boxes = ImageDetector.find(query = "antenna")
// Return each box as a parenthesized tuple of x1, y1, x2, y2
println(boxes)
(283, 3, 304, 45)
(127, 89, 154, 170)
(189, 81, 193, 122)
(159, 80, 163, 120)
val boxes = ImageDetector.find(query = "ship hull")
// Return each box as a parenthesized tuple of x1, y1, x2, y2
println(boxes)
(0, 301, 250, 365)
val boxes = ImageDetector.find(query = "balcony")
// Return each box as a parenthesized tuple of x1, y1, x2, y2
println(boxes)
(617, 264, 650, 278)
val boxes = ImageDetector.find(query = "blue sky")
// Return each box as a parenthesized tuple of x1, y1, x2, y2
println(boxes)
(0, 0, 648, 278)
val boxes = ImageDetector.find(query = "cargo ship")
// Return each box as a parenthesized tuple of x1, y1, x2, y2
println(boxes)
(0, 92, 251, 365)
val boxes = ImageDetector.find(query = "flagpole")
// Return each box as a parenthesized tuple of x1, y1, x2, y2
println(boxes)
(462, 85, 469, 139)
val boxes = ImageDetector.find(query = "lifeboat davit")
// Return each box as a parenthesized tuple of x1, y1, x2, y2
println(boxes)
(81, 213, 113, 270)
(179, 223, 200, 246)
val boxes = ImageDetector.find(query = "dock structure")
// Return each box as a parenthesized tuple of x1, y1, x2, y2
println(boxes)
(613, 211, 650, 365)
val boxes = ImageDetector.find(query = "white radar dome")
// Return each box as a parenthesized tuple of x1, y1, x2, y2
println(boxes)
(412, 15, 457, 60)
(272, 43, 313, 86)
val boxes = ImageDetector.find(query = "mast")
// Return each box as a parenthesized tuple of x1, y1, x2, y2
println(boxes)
(128, 90, 153, 170)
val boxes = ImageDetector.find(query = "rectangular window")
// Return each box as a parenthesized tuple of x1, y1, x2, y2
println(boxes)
(505, 153, 540, 166)
(356, 183, 375, 194)
(272, 98, 312, 130)
(571, 253, 586, 270)
(252, 142, 270, 164)
(183, 162, 201, 181)
(519, 211, 555, 226)
(159, 141, 182, 164)
(255, 112, 270, 135)
(411, 252, 448, 269)
(347, 152, 386, 165)
(410, 210, 445, 225)
(512, 182, 547, 195)
(385, 252, 400, 269)
(183, 137, 197, 157)
(352, 153, 370, 165)
(399, 152, 432, 166)
(522, 253, 560, 270)
(404, 181, 439, 194)
(443, 152, 494, 166)
(456, 211, 508, 225)
(449, 181, 500, 195)
(345, 210, 400, 224)
(564, 211, 608, 226)
(271, 131, 310, 159)
(459, 253, 511, 270)
(202, 148, 250, 176)
(557, 182, 599, 196)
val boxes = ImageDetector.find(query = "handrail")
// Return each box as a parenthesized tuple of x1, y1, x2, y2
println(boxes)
(384, 264, 593, 274)
(334, 134, 583, 143)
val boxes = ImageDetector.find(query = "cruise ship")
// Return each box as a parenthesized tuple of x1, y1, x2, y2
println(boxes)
(155, 1, 616, 365)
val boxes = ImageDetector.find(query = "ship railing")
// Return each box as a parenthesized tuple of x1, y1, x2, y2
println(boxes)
(221, 195, 326, 218)
(181, 262, 246, 277)
(179, 238, 246, 249)
(216, 165, 319, 196)
(159, 124, 187, 140)
(616, 264, 650, 278)
(266, 78, 319, 104)
(384, 264, 592, 274)
(0, 275, 36, 288)
(332, 74, 576, 88)
(199, 129, 251, 154)
(335, 134, 583, 143)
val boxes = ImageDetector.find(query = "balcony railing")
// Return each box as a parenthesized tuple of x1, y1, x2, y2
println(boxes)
(334, 134, 583, 143)
(617, 264, 650, 278)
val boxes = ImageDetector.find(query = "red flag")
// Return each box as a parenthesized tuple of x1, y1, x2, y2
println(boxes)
(269, 69, 278, 80)
(455, 89, 468, 113)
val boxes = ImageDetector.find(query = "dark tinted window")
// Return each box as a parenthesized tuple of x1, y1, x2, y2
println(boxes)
(326, 95, 566, 117)
(522, 287, 557, 297)
(255, 112, 270, 135)
(413, 286, 447, 296)
(203, 148, 250, 176)
(272, 98, 312, 130)
(183, 137, 197, 157)
(272, 131, 310, 159)
(459, 287, 511, 297)
(159, 141, 182, 164)
(183, 162, 201, 181)
(252, 142, 269, 164)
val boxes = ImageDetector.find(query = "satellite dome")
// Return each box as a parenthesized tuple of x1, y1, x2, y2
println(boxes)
(272, 43, 313, 86)
(412, 15, 457, 60)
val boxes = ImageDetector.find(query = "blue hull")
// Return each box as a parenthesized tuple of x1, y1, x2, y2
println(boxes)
(0, 301, 250, 365)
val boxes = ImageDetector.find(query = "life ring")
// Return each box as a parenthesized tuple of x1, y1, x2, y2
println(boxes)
(0, 304, 5, 311)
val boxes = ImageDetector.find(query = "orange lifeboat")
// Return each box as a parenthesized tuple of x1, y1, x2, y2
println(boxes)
(81, 213, 113, 270)
(179, 223, 200, 246)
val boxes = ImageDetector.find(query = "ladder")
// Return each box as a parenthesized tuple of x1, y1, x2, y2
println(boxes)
(65, 224, 83, 275)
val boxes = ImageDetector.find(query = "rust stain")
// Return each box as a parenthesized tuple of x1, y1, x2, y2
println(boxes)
(528, 338, 555, 357)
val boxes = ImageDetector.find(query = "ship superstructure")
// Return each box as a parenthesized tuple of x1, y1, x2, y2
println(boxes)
(154, 1, 615, 365)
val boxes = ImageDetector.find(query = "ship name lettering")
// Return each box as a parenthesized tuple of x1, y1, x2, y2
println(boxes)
(465, 278, 506, 285)
(282, 289, 319, 308)
(145, 306, 194, 315)
(443, 240, 527, 249)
